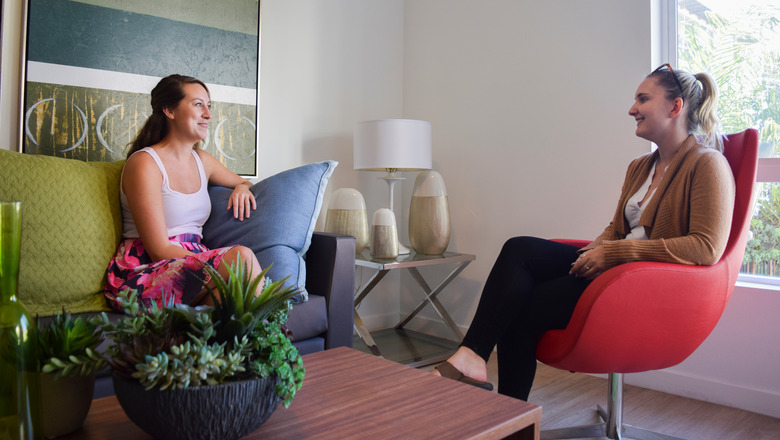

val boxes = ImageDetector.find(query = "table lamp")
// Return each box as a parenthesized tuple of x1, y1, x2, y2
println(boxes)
(354, 119, 432, 254)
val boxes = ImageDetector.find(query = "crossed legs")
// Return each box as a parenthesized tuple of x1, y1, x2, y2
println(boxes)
(436, 237, 589, 400)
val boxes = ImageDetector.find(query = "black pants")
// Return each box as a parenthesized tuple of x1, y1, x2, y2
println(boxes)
(461, 236, 590, 400)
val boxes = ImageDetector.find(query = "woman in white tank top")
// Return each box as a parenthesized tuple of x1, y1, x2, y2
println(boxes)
(104, 74, 263, 310)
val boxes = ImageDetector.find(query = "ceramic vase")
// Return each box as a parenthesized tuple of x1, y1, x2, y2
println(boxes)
(324, 188, 369, 254)
(370, 208, 399, 259)
(409, 171, 451, 255)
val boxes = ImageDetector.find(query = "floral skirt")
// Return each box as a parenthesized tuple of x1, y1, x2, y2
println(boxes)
(103, 234, 235, 311)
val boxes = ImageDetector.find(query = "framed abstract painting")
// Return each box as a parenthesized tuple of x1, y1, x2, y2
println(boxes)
(20, 0, 261, 176)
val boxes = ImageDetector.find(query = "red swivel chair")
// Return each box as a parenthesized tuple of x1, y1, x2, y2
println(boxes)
(536, 129, 759, 440)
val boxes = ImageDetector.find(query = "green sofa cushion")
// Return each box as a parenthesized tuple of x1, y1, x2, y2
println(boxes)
(0, 149, 124, 316)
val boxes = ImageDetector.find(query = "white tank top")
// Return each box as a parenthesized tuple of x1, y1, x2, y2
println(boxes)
(120, 147, 211, 238)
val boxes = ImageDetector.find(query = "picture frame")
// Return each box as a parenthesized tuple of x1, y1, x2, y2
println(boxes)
(19, 0, 261, 177)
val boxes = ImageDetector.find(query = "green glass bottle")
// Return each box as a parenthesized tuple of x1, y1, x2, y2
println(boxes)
(0, 201, 43, 440)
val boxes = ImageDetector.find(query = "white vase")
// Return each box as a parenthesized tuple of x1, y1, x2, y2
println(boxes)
(409, 170, 450, 255)
(324, 188, 369, 254)
(370, 208, 399, 259)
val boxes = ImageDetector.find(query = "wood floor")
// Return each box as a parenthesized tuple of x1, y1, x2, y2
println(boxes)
(424, 359, 780, 439)
(528, 363, 780, 440)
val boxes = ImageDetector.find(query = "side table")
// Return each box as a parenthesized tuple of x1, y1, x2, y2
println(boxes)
(354, 250, 475, 367)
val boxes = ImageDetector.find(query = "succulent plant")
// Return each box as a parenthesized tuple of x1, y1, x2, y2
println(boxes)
(203, 258, 295, 346)
(95, 255, 305, 407)
(93, 290, 186, 382)
(38, 309, 106, 379)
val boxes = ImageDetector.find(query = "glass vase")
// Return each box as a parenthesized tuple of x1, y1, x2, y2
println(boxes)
(0, 201, 43, 440)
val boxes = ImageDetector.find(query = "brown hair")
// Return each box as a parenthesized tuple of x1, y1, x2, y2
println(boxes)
(648, 67, 723, 151)
(126, 74, 210, 158)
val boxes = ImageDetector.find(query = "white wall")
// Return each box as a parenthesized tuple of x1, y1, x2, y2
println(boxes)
(400, 0, 649, 328)
(0, 0, 25, 151)
(258, 0, 404, 178)
(258, 0, 406, 327)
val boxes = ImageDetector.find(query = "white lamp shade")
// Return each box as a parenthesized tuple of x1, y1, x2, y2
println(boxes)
(353, 119, 432, 171)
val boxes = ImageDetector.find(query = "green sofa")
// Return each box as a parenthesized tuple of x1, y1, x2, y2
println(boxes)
(0, 149, 355, 397)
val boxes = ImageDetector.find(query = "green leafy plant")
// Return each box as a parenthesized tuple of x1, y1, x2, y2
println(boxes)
(94, 256, 305, 407)
(37, 309, 107, 379)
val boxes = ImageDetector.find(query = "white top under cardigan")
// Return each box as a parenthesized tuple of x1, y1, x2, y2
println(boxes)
(120, 147, 211, 239)
(623, 161, 661, 241)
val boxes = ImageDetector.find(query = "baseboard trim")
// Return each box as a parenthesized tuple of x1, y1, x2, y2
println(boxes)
(623, 369, 780, 419)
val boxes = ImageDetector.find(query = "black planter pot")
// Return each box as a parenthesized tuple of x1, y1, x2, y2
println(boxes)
(113, 375, 281, 440)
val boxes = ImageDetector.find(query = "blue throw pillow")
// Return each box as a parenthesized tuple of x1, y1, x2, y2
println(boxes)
(202, 161, 337, 303)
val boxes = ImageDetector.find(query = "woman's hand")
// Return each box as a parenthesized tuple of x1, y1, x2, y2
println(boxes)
(570, 246, 606, 280)
(196, 150, 257, 221)
(228, 182, 256, 221)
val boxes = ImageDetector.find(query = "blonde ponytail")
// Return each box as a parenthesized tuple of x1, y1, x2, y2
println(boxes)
(689, 72, 723, 152)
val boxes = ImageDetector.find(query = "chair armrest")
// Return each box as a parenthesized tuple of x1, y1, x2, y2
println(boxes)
(305, 232, 356, 349)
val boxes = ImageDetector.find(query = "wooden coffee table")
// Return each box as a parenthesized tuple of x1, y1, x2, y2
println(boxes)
(60, 347, 541, 439)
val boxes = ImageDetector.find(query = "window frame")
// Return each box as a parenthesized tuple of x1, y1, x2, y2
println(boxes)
(663, 0, 780, 287)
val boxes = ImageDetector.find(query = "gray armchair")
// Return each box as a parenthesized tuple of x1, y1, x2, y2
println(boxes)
(288, 232, 356, 354)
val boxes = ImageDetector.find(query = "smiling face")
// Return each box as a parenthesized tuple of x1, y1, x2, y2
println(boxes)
(628, 76, 678, 143)
(165, 83, 212, 143)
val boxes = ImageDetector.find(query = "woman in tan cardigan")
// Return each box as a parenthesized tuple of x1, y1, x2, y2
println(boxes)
(433, 65, 736, 400)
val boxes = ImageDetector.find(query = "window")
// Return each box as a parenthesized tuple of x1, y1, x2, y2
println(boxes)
(677, 0, 780, 284)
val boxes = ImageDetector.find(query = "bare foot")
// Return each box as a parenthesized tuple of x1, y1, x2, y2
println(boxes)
(433, 346, 488, 382)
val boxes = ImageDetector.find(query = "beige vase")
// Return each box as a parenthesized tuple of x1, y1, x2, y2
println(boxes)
(409, 171, 450, 255)
(370, 208, 399, 259)
(324, 188, 369, 254)
(39, 372, 95, 438)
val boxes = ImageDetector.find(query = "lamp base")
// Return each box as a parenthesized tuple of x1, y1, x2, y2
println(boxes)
(379, 173, 410, 255)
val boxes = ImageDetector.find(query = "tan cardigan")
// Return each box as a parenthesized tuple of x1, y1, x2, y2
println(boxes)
(581, 136, 735, 269)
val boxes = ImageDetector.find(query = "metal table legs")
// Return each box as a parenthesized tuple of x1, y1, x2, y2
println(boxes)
(353, 259, 472, 358)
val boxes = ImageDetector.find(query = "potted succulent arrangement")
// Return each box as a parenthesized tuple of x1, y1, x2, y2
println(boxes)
(95, 257, 305, 440)
(37, 310, 106, 438)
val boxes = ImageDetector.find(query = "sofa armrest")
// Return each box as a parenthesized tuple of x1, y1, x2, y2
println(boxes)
(305, 232, 356, 349)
